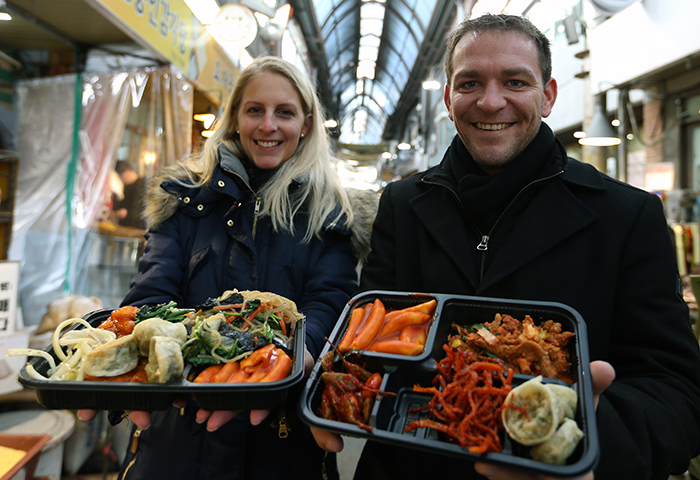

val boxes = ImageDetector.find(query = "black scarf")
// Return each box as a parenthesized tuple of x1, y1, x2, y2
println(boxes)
(445, 123, 560, 234)
(239, 157, 279, 191)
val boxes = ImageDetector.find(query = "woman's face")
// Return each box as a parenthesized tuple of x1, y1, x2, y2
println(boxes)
(235, 71, 312, 170)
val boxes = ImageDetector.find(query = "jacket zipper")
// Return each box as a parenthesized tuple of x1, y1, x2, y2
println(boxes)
(218, 168, 262, 240)
(252, 195, 261, 239)
(119, 426, 142, 480)
(423, 169, 564, 282)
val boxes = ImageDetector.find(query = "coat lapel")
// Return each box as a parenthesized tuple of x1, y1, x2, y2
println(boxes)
(410, 185, 481, 288)
(479, 180, 597, 291)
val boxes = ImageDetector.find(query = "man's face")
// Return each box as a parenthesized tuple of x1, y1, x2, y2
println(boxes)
(444, 30, 557, 174)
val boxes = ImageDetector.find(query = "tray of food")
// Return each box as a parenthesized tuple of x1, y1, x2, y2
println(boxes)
(10, 289, 306, 411)
(299, 291, 598, 478)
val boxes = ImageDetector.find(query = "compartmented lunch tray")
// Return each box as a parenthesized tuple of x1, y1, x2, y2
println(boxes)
(299, 291, 598, 478)
(17, 308, 305, 411)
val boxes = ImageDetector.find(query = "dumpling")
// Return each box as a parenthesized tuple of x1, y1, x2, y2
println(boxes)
(83, 334, 138, 377)
(530, 418, 584, 465)
(132, 318, 188, 356)
(502, 376, 583, 464)
(145, 336, 184, 384)
(502, 376, 578, 445)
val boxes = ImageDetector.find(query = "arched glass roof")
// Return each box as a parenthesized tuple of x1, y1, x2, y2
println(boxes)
(294, 0, 456, 145)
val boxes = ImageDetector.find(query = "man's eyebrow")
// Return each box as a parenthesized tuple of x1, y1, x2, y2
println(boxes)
(502, 67, 538, 78)
(453, 69, 479, 79)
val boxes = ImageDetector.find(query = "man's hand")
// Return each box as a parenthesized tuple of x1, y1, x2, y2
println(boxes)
(474, 360, 615, 480)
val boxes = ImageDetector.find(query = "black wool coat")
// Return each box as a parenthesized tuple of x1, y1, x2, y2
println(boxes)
(357, 133, 700, 480)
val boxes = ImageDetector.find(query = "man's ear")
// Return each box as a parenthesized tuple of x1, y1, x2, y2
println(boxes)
(444, 83, 454, 122)
(542, 77, 558, 118)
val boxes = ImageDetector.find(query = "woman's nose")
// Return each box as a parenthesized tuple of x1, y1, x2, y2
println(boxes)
(260, 113, 278, 132)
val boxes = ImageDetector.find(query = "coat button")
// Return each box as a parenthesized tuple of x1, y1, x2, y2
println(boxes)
(227, 220, 234, 227)
(183, 197, 190, 204)
(218, 180, 225, 188)
(197, 204, 204, 211)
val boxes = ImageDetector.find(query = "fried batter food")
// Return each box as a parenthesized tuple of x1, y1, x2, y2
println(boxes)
(449, 313, 575, 384)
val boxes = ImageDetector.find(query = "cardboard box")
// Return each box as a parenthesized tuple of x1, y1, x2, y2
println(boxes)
(0, 262, 19, 337)
(0, 330, 30, 396)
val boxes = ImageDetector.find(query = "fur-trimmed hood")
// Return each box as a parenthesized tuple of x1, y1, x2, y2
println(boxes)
(141, 165, 379, 263)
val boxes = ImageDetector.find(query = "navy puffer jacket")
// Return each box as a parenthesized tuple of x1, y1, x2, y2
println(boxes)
(117, 147, 378, 480)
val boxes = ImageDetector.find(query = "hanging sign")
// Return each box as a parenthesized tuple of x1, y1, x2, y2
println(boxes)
(213, 4, 258, 47)
(241, 0, 278, 18)
(87, 0, 240, 104)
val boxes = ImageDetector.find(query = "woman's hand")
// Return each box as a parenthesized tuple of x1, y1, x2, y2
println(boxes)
(474, 360, 615, 480)
(195, 348, 316, 431)
(77, 409, 152, 430)
(79, 349, 317, 432)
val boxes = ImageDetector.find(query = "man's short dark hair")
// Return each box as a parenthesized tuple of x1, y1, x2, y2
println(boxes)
(444, 14, 552, 87)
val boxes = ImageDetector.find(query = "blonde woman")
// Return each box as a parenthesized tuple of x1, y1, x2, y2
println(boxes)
(81, 57, 377, 480)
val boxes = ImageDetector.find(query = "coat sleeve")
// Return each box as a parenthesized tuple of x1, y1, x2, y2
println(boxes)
(594, 193, 700, 479)
(120, 214, 188, 308)
(296, 229, 358, 359)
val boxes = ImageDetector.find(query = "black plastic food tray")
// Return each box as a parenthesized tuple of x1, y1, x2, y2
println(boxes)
(17, 309, 305, 411)
(299, 291, 598, 478)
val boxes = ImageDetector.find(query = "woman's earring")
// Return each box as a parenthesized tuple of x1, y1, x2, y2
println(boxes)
(236, 130, 240, 134)
(300, 133, 305, 138)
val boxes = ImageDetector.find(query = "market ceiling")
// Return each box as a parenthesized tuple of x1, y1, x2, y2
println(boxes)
(290, 0, 457, 146)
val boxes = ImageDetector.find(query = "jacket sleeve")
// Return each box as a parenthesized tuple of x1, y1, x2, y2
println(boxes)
(594, 193, 700, 479)
(120, 213, 188, 308)
(359, 182, 399, 292)
(296, 229, 358, 359)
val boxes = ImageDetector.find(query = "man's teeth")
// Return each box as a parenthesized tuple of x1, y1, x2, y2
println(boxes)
(257, 141, 281, 147)
(476, 123, 509, 131)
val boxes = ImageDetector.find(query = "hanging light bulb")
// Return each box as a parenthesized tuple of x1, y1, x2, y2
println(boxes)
(194, 113, 216, 129)
(579, 93, 621, 147)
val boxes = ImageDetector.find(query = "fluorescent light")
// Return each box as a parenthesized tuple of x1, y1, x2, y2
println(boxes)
(202, 130, 215, 138)
(324, 119, 338, 128)
(422, 79, 441, 91)
(398, 143, 411, 150)
(356, 63, 375, 80)
(0, 13, 11, 21)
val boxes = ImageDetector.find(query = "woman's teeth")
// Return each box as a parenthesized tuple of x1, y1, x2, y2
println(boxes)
(256, 140, 281, 147)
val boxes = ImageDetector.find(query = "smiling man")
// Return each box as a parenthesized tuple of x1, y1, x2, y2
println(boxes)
(311, 13, 700, 480)
(444, 25, 556, 174)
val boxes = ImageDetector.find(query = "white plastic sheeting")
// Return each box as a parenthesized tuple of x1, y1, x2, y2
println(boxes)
(11, 66, 193, 326)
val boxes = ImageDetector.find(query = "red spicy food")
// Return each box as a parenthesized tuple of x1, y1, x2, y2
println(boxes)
(337, 299, 437, 355)
(449, 313, 576, 384)
(316, 347, 393, 430)
(405, 346, 514, 453)
(96, 305, 138, 337)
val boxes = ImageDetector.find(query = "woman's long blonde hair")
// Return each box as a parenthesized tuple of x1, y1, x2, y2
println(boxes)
(181, 56, 353, 242)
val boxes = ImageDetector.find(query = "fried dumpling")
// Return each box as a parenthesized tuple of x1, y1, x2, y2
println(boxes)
(133, 318, 187, 356)
(502, 376, 583, 465)
(502, 376, 578, 445)
(83, 334, 138, 377)
(145, 336, 184, 384)
(530, 418, 584, 465)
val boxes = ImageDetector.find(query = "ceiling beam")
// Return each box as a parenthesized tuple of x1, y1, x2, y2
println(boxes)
(289, 0, 339, 123)
(381, 0, 456, 142)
